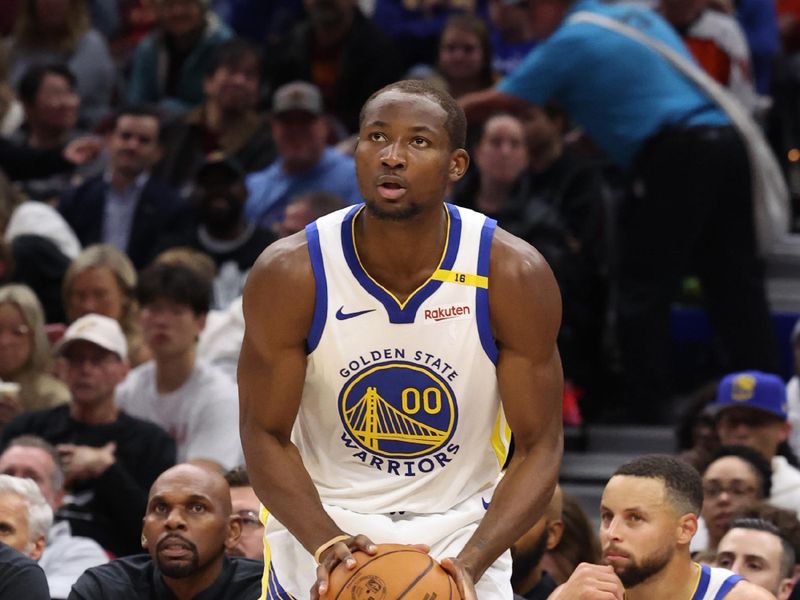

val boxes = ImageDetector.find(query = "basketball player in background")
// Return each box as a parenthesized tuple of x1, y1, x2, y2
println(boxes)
(239, 79, 564, 600)
(550, 455, 774, 600)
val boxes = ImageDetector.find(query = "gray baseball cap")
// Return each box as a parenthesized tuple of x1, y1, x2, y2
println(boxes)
(272, 81, 323, 116)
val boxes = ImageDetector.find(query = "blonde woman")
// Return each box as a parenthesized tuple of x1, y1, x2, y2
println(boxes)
(62, 245, 150, 366)
(7, 0, 115, 126)
(0, 284, 69, 425)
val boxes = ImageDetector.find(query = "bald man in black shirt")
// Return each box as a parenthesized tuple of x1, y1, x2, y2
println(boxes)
(68, 464, 262, 600)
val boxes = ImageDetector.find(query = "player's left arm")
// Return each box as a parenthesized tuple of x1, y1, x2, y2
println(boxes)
(727, 580, 777, 599)
(443, 228, 564, 593)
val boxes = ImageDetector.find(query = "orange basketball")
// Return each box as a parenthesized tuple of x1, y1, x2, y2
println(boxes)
(326, 544, 461, 600)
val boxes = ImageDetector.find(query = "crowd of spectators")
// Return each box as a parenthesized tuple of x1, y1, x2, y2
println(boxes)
(0, 0, 798, 598)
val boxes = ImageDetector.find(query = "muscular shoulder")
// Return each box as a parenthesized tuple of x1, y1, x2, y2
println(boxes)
(490, 227, 553, 280)
(242, 232, 315, 342)
(726, 579, 777, 599)
(489, 227, 560, 310)
(246, 232, 312, 297)
(488, 227, 562, 348)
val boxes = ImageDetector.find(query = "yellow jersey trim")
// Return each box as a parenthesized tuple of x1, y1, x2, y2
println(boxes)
(491, 408, 511, 467)
(689, 562, 703, 599)
(259, 506, 296, 600)
(431, 269, 489, 289)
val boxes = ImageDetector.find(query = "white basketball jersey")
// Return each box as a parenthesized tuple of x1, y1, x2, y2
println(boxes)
(296, 203, 509, 514)
(690, 564, 743, 600)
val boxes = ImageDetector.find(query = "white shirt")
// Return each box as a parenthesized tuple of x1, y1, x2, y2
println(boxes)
(786, 375, 800, 457)
(115, 359, 243, 469)
(197, 296, 244, 382)
(40, 520, 108, 599)
(6, 201, 82, 259)
(770, 455, 800, 513)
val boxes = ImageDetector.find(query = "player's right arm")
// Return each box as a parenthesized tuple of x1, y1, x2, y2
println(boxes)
(238, 233, 375, 594)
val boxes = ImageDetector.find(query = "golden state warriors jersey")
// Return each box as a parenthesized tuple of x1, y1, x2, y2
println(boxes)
(690, 564, 743, 600)
(297, 203, 509, 514)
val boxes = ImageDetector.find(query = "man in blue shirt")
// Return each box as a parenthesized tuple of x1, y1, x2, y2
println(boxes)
(461, 0, 779, 422)
(244, 81, 361, 232)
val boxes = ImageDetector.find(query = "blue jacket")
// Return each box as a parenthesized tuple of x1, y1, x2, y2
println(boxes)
(59, 174, 191, 269)
(245, 148, 361, 229)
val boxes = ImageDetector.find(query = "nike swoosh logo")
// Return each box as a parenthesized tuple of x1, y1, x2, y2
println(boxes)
(335, 306, 376, 320)
(482, 497, 490, 510)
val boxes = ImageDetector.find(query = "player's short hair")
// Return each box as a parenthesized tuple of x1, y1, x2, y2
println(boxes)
(137, 263, 211, 316)
(728, 517, 796, 578)
(708, 445, 772, 499)
(0, 474, 53, 541)
(359, 79, 467, 151)
(613, 454, 703, 516)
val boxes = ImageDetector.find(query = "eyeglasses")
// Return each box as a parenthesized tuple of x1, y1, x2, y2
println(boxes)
(235, 510, 262, 529)
(702, 481, 757, 499)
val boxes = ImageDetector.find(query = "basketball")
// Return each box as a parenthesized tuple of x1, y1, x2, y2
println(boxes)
(326, 544, 461, 600)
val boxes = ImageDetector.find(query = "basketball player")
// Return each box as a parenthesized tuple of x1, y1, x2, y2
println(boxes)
(239, 79, 564, 600)
(550, 455, 775, 600)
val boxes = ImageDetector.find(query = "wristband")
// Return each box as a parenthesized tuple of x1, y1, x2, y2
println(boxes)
(314, 534, 351, 564)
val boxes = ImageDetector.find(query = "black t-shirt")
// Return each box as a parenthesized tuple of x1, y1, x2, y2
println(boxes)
(68, 554, 263, 600)
(0, 542, 50, 599)
(1, 405, 176, 556)
(513, 571, 559, 600)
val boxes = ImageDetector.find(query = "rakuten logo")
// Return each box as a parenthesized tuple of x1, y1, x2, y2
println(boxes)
(423, 305, 471, 322)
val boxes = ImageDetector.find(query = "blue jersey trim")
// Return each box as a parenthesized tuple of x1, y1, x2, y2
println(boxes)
(691, 564, 711, 600)
(267, 563, 295, 600)
(476, 217, 498, 363)
(713, 574, 743, 600)
(341, 203, 462, 324)
(306, 221, 327, 353)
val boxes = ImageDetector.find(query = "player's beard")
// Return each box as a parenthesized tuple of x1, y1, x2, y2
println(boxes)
(156, 539, 200, 578)
(511, 529, 549, 590)
(608, 544, 674, 588)
(365, 197, 422, 221)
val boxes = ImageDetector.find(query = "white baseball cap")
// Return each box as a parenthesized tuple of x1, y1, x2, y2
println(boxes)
(54, 314, 128, 362)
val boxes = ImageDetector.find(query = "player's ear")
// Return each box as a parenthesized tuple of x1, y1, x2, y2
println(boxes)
(225, 514, 243, 550)
(448, 149, 469, 182)
(676, 513, 698, 545)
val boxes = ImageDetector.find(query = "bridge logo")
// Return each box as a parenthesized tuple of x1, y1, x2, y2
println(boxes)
(338, 361, 458, 459)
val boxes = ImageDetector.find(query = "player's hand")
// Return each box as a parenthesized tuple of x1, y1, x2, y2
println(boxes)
(441, 557, 478, 600)
(312, 533, 377, 600)
(57, 442, 116, 484)
(549, 563, 624, 600)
